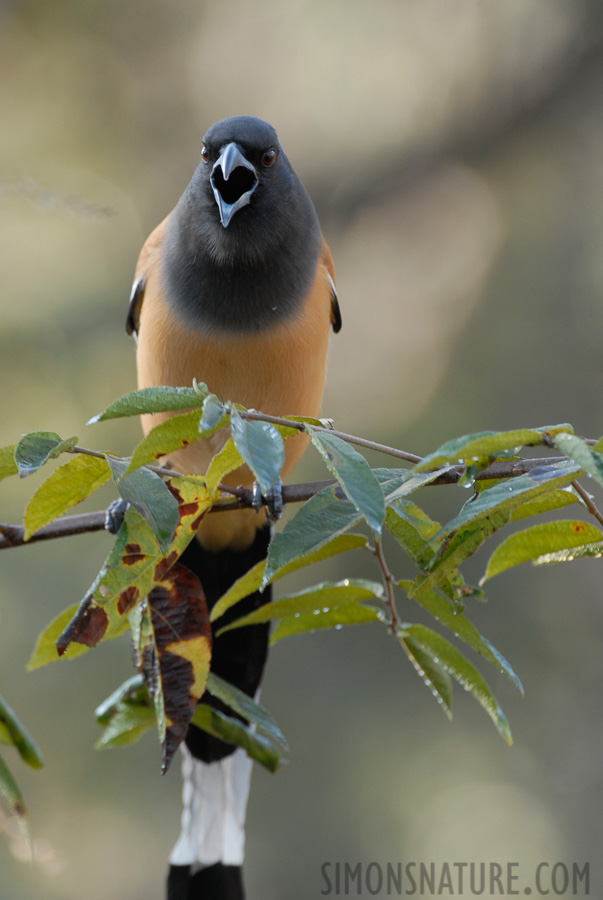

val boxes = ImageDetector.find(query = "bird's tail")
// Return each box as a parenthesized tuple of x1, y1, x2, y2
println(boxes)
(167, 745, 252, 899)
(166, 524, 272, 899)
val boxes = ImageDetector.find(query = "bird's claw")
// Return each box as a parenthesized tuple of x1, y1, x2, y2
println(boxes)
(105, 498, 129, 534)
(251, 479, 283, 522)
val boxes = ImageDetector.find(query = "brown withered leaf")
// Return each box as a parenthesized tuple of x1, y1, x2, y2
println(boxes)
(132, 562, 212, 773)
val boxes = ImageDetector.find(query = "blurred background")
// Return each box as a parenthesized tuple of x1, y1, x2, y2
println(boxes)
(1, 0, 603, 896)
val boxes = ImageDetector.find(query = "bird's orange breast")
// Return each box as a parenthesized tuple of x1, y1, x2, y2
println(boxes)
(134, 218, 334, 550)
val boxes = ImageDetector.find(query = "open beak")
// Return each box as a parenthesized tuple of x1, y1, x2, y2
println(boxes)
(210, 143, 258, 228)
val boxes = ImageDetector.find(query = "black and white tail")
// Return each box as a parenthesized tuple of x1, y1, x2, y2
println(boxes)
(166, 526, 272, 899)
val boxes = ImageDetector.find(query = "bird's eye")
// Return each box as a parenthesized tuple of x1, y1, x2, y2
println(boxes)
(261, 148, 277, 168)
(201, 144, 209, 163)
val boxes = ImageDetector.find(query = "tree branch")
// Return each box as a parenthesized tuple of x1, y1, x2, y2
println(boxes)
(373, 539, 401, 634)
(571, 480, 603, 530)
(0, 453, 584, 551)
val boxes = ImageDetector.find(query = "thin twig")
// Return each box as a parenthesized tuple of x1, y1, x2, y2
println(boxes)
(240, 411, 422, 463)
(373, 539, 401, 633)
(0, 452, 587, 552)
(69, 445, 178, 480)
(572, 480, 603, 529)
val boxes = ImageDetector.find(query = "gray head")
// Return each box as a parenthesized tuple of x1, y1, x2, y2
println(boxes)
(161, 116, 322, 332)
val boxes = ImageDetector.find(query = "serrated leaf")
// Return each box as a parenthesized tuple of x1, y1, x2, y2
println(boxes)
(405, 580, 523, 691)
(131, 562, 212, 773)
(218, 579, 383, 635)
(0, 696, 43, 769)
(95, 675, 155, 749)
(190, 704, 282, 772)
(106, 456, 180, 552)
(399, 624, 512, 744)
(399, 636, 453, 718)
(270, 603, 382, 644)
(206, 673, 288, 750)
(309, 431, 385, 534)
(481, 520, 603, 583)
(88, 386, 207, 423)
(23, 454, 111, 540)
(205, 439, 245, 494)
(212, 533, 368, 623)
(263, 485, 362, 587)
(555, 433, 603, 487)
(14, 432, 78, 477)
(126, 410, 203, 476)
(0, 445, 18, 482)
(230, 410, 284, 494)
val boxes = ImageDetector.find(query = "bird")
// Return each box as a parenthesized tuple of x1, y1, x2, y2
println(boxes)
(125, 116, 341, 899)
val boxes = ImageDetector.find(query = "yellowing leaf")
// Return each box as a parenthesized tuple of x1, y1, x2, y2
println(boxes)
(481, 520, 603, 583)
(205, 438, 245, 494)
(23, 455, 111, 539)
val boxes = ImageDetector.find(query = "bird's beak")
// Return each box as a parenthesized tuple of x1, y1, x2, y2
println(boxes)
(210, 143, 258, 228)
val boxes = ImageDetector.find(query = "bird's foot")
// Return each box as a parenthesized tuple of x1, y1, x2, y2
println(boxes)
(105, 498, 129, 534)
(251, 479, 283, 522)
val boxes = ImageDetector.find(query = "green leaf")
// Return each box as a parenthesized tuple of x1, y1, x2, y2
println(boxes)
(210, 560, 266, 623)
(23, 454, 111, 539)
(399, 636, 453, 718)
(405, 580, 523, 691)
(191, 704, 283, 772)
(0, 752, 28, 830)
(399, 624, 512, 744)
(106, 456, 180, 552)
(263, 485, 363, 587)
(555, 433, 603, 487)
(126, 410, 203, 476)
(0, 696, 43, 768)
(510, 487, 581, 521)
(199, 394, 228, 432)
(206, 673, 288, 750)
(95, 675, 155, 749)
(414, 426, 571, 472)
(386, 500, 440, 568)
(88, 385, 207, 423)
(217, 579, 383, 635)
(481, 520, 603, 583)
(0, 445, 18, 482)
(205, 439, 245, 494)
(308, 431, 385, 534)
(270, 603, 382, 644)
(95, 675, 145, 725)
(230, 410, 284, 494)
(212, 533, 368, 623)
(14, 432, 78, 477)
(381, 467, 453, 503)
(422, 462, 581, 589)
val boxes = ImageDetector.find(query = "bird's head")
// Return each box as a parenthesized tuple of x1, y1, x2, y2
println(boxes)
(188, 116, 299, 263)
